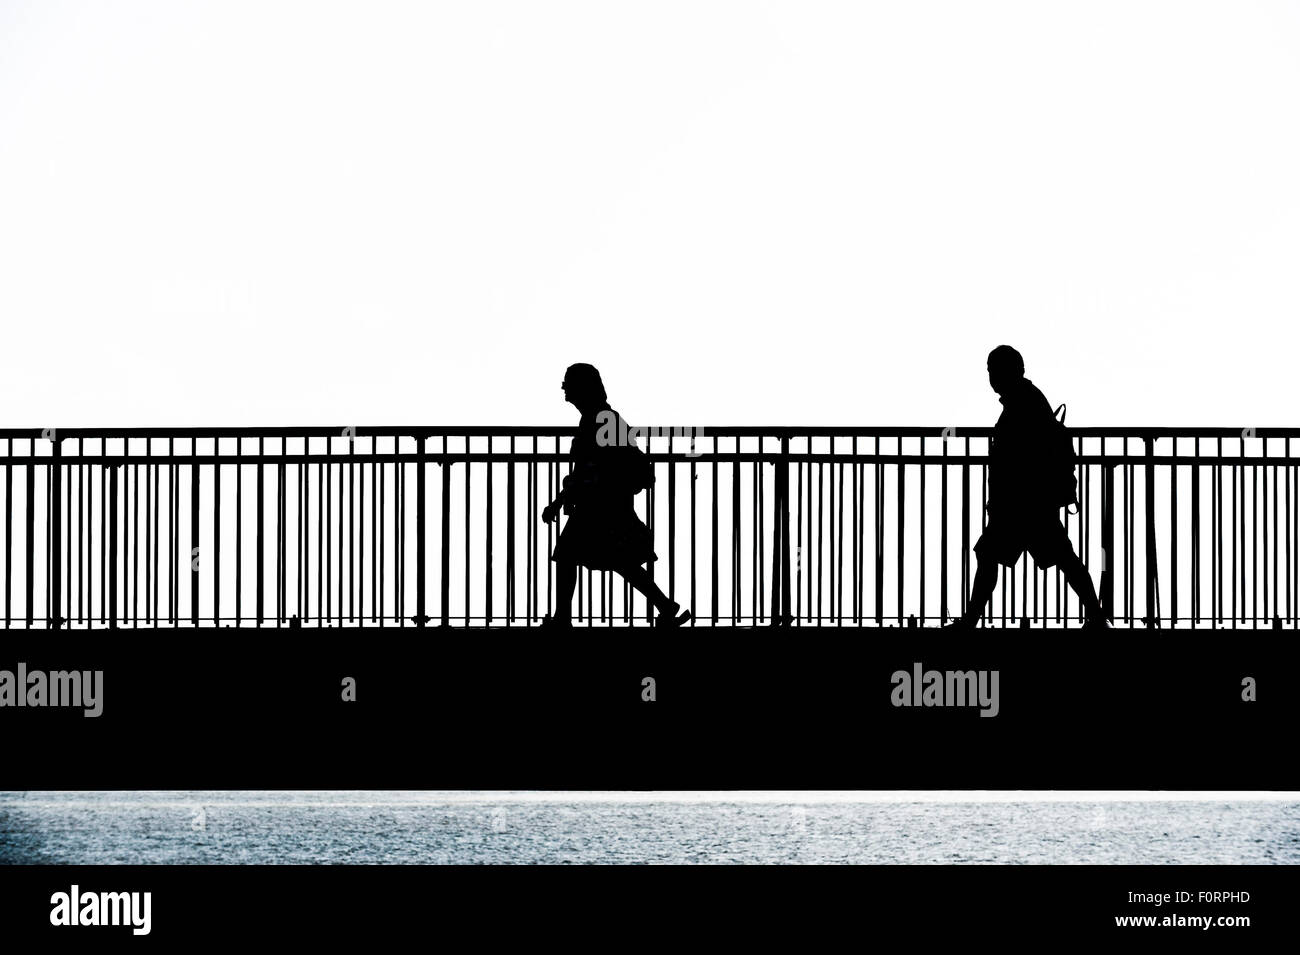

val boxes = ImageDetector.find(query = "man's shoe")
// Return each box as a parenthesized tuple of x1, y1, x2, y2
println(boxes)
(1082, 615, 1111, 631)
(940, 615, 976, 632)
(540, 614, 572, 631)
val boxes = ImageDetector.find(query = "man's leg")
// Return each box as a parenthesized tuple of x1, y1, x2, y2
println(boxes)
(1058, 547, 1105, 623)
(956, 556, 999, 626)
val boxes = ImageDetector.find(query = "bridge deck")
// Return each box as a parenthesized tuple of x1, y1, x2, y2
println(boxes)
(7, 625, 1293, 791)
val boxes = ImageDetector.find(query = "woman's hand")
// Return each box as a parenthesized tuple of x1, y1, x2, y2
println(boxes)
(542, 499, 562, 524)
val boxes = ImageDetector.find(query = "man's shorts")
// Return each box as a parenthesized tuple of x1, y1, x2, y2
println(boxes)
(974, 507, 1074, 569)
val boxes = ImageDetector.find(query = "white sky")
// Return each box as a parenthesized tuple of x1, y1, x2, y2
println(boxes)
(2, 0, 1298, 429)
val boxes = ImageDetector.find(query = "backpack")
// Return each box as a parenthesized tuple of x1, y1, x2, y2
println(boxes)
(1048, 403, 1079, 512)
(619, 441, 655, 495)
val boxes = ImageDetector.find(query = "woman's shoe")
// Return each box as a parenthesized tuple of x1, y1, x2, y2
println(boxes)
(539, 614, 572, 631)
(656, 604, 692, 628)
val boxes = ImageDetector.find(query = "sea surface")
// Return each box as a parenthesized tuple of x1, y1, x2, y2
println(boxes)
(2, 791, 1297, 864)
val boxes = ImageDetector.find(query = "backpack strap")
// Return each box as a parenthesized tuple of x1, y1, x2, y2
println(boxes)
(1053, 403, 1067, 424)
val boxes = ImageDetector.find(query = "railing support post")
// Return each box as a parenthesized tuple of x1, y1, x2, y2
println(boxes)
(50, 435, 62, 629)
(415, 433, 428, 626)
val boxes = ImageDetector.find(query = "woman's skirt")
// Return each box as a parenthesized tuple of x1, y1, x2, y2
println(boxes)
(551, 503, 656, 571)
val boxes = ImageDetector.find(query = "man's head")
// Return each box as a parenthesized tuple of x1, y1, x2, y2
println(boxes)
(986, 345, 1024, 396)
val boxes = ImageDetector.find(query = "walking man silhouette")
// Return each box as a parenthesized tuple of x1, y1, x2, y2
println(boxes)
(542, 363, 691, 629)
(948, 346, 1108, 629)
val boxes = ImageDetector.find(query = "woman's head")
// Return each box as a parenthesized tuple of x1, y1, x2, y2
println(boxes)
(561, 363, 608, 409)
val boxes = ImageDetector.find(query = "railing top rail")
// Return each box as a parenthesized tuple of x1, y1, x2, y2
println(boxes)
(1, 425, 1299, 441)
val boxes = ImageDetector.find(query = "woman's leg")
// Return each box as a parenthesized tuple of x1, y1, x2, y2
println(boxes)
(619, 563, 677, 616)
(554, 560, 577, 624)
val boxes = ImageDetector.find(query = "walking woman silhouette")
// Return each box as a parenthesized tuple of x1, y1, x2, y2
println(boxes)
(542, 363, 691, 629)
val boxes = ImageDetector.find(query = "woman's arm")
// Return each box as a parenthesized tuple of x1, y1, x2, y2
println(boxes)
(542, 486, 567, 523)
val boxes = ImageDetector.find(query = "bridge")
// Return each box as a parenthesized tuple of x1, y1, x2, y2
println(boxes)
(7, 424, 1296, 790)
(2, 425, 1297, 630)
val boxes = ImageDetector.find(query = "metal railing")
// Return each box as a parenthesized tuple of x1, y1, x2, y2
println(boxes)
(1, 425, 1298, 628)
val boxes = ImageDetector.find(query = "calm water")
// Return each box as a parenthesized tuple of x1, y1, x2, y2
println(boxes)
(2, 791, 1297, 864)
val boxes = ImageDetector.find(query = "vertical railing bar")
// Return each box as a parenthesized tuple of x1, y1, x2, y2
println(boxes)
(690, 445, 697, 626)
(1100, 442, 1114, 626)
(108, 462, 118, 628)
(464, 436, 471, 626)
(214, 440, 222, 625)
(1231, 446, 1238, 627)
(99, 452, 106, 624)
(135, 450, 140, 625)
(873, 437, 882, 626)
(1271, 443, 1278, 624)
(3, 438, 10, 626)
(794, 453, 802, 624)
(1211, 443, 1218, 625)
(317, 455, 325, 626)
(336, 451, 344, 628)
(167, 440, 174, 626)
(398, 440, 407, 626)
(507, 435, 516, 623)
(1215, 440, 1223, 625)
(960, 439, 970, 619)
(732, 447, 740, 625)
(828, 441, 835, 625)
(278, 447, 287, 625)
(1252, 455, 1258, 626)
(816, 454, 824, 625)
(77, 439, 83, 626)
(1170, 439, 1180, 628)
(415, 433, 427, 627)
(364, 446, 372, 624)
(46, 452, 53, 627)
(322, 441, 331, 625)
(525, 437, 533, 624)
(145, 445, 152, 626)
(483, 433, 491, 628)
(377, 439, 386, 624)
(835, 451, 844, 626)
(393, 442, 401, 626)
(751, 449, 759, 625)
(256, 436, 265, 627)
(1077, 437, 1086, 626)
(191, 439, 200, 627)
(940, 436, 948, 624)
(669, 436, 677, 612)
(23, 455, 33, 628)
(484, 435, 492, 627)
(1144, 437, 1156, 627)
(437, 436, 448, 627)
(919, 439, 926, 626)
(232, 440, 241, 627)
(897, 438, 905, 627)
(851, 437, 859, 624)
(1192, 438, 1200, 624)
